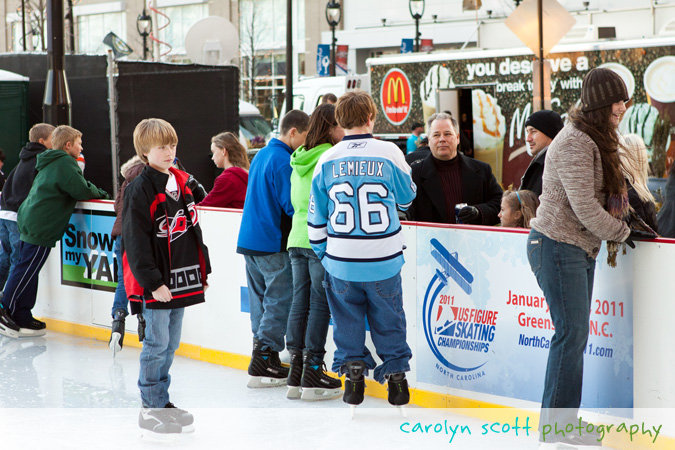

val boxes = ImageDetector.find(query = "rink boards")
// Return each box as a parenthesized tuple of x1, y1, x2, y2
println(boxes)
(34, 201, 675, 416)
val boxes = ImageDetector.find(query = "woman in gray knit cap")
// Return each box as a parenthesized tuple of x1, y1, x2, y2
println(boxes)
(526, 67, 656, 446)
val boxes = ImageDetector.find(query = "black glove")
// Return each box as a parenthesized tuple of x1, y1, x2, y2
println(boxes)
(457, 205, 481, 224)
(624, 228, 657, 249)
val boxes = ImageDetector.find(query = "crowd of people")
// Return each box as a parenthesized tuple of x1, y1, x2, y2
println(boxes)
(0, 68, 671, 440)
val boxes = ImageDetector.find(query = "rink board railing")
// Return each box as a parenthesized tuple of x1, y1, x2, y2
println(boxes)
(34, 201, 675, 444)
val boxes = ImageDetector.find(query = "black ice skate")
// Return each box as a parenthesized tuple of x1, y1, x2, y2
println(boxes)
(247, 339, 289, 388)
(139, 407, 182, 441)
(164, 402, 195, 433)
(0, 306, 23, 339)
(109, 309, 127, 357)
(286, 349, 303, 399)
(300, 360, 342, 401)
(386, 372, 410, 417)
(343, 360, 366, 418)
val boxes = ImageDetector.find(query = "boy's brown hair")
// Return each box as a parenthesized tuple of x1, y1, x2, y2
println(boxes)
(133, 118, 178, 163)
(335, 90, 377, 130)
(29, 123, 56, 143)
(51, 125, 82, 151)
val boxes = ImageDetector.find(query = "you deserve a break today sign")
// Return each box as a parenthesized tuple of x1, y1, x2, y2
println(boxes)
(61, 208, 118, 292)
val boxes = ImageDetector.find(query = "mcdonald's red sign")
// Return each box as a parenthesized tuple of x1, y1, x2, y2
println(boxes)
(380, 68, 412, 126)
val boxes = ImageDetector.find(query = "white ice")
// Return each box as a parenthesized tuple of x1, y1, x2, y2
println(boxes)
(0, 332, 611, 450)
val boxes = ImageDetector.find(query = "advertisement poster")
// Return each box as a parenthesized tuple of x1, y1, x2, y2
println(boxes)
(61, 208, 117, 292)
(416, 227, 634, 409)
(371, 43, 675, 188)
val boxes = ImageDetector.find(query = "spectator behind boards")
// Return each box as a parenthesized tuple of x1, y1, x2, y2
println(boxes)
(406, 122, 424, 155)
(198, 131, 249, 209)
(0, 125, 109, 339)
(519, 110, 564, 196)
(407, 112, 502, 225)
(499, 189, 539, 228)
(658, 161, 675, 237)
(620, 134, 658, 233)
(236, 109, 309, 389)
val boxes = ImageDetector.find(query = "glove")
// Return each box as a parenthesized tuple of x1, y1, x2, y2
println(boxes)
(397, 209, 409, 221)
(624, 228, 657, 249)
(457, 205, 481, 224)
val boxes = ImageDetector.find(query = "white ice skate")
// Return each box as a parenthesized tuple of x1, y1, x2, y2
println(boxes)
(286, 385, 301, 399)
(247, 376, 288, 389)
(300, 386, 342, 401)
(18, 327, 46, 338)
(109, 332, 122, 357)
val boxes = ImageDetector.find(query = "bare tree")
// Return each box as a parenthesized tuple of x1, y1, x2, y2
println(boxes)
(239, 0, 265, 104)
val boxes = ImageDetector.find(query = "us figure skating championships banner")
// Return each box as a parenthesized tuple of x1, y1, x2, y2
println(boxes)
(61, 208, 118, 292)
(416, 227, 634, 409)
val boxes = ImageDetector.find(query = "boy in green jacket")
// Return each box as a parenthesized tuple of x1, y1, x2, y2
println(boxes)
(0, 125, 109, 339)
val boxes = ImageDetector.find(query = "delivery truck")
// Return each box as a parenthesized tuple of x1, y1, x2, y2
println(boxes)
(367, 37, 675, 188)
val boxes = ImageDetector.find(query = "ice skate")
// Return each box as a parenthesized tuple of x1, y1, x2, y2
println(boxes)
(109, 309, 127, 357)
(247, 339, 289, 388)
(164, 402, 195, 433)
(17, 318, 46, 338)
(300, 360, 342, 401)
(0, 306, 20, 339)
(286, 350, 303, 399)
(139, 407, 182, 442)
(343, 360, 366, 418)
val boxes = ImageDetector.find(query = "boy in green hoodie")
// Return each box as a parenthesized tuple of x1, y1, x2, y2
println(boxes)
(0, 125, 109, 339)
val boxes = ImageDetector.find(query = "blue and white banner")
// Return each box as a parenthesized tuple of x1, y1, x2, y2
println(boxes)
(416, 227, 634, 408)
(401, 39, 414, 54)
(317, 44, 330, 77)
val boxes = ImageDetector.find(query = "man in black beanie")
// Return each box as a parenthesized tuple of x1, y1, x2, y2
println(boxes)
(519, 110, 564, 196)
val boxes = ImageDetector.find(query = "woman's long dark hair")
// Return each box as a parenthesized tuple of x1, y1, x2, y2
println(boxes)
(568, 104, 625, 195)
(304, 103, 338, 150)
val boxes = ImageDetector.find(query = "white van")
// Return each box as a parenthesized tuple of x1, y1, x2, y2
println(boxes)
(280, 75, 370, 117)
(239, 100, 272, 153)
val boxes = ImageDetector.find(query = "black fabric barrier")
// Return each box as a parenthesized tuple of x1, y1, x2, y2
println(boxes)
(0, 54, 112, 194)
(116, 62, 239, 193)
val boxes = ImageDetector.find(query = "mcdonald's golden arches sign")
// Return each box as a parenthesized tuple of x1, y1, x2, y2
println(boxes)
(380, 68, 412, 126)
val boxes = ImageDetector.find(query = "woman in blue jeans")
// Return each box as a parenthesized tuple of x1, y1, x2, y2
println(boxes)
(285, 103, 344, 401)
(527, 68, 655, 446)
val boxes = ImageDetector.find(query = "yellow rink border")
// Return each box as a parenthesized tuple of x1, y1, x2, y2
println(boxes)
(41, 317, 673, 450)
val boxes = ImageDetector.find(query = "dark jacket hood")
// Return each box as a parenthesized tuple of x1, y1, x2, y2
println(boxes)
(19, 142, 48, 161)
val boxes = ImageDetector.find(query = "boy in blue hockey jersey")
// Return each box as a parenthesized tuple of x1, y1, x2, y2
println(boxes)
(307, 90, 416, 408)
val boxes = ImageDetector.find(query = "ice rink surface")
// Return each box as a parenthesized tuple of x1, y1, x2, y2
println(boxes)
(0, 332, 640, 450)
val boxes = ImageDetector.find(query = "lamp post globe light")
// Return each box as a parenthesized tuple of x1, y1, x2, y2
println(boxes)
(136, 9, 152, 60)
(409, 0, 425, 52)
(325, 1, 341, 76)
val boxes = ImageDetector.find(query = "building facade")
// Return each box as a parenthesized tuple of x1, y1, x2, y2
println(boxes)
(2, 0, 674, 119)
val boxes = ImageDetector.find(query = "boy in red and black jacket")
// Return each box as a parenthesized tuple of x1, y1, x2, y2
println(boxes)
(122, 118, 211, 437)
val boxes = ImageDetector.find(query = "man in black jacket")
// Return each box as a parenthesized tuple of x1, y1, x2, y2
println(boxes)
(0, 123, 55, 291)
(519, 110, 564, 196)
(408, 113, 502, 225)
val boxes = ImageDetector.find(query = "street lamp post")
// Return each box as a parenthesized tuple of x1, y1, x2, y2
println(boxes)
(136, 9, 152, 60)
(409, 0, 425, 52)
(325, 1, 341, 76)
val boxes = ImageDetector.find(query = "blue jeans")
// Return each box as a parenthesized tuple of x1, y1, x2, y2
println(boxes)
(138, 305, 185, 408)
(244, 252, 293, 352)
(1, 241, 51, 326)
(111, 236, 128, 316)
(0, 219, 21, 291)
(324, 272, 411, 383)
(286, 247, 331, 364)
(527, 229, 596, 428)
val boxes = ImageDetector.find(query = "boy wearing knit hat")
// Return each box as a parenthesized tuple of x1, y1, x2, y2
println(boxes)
(520, 110, 564, 196)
